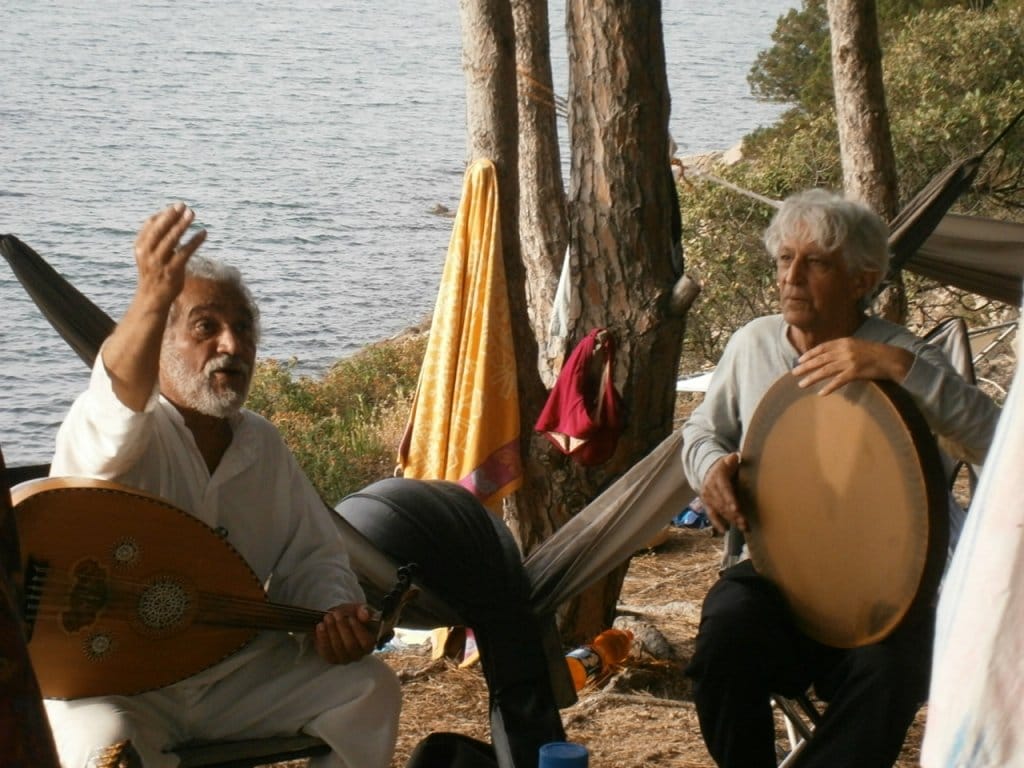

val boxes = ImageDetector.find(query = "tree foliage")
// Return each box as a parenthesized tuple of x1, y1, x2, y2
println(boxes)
(748, 0, 832, 110)
(884, 2, 1024, 210)
(682, 0, 1023, 371)
(748, 0, 985, 114)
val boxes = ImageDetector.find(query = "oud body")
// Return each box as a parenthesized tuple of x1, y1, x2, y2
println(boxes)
(13, 477, 329, 700)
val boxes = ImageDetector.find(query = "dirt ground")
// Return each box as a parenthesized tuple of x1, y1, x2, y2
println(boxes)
(342, 525, 927, 768)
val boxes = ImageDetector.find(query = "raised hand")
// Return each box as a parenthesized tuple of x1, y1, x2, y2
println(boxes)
(132, 202, 207, 311)
(102, 203, 207, 411)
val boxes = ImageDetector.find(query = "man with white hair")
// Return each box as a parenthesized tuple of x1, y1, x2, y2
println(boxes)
(44, 203, 400, 768)
(682, 189, 1000, 767)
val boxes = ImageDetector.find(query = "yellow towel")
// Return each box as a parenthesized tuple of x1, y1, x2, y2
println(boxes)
(397, 158, 522, 509)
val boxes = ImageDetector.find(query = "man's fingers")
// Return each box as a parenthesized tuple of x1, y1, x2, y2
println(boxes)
(703, 453, 746, 533)
(143, 203, 186, 245)
(175, 228, 207, 264)
(160, 205, 196, 256)
(136, 203, 198, 262)
(816, 374, 848, 396)
(350, 611, 376, 652)
(314, 624, 337, 663)
(316, 608, 375, 664)
(318, 614, 355, 663)
(705, 507, 729, 535)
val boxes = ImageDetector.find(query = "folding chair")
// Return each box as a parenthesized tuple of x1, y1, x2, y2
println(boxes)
(774, 692, 822, 767)
(172, 736, 331, 767)
(923, 316, 983, 506)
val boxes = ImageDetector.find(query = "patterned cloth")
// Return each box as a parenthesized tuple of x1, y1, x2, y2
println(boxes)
(397, 158, 522, 507)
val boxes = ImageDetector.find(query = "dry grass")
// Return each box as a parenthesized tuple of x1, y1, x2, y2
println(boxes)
(267, 526, 929, 768)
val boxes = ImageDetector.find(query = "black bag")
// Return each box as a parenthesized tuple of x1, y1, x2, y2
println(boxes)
(405, 732, 498, 768)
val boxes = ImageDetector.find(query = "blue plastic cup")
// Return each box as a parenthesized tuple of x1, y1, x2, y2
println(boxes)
(539, 741, 589, 768)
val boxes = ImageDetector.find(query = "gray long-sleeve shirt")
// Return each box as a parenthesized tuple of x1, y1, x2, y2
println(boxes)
(681, 315, 1000, 492)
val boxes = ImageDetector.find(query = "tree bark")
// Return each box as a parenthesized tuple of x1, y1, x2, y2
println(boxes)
(460, 0, 560, 558)
(828, 0, 898, 217)
(512, 0, 570, 383)
(553, 0, 683, 641)
(828, 0, 905, 321)
(460, 0, 684, 644)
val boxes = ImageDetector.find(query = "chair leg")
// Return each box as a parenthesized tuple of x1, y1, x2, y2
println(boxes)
(773, 693, 822, 767)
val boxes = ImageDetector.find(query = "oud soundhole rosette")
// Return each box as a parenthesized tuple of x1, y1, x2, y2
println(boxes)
(112, 537, 141, 567)
(83, 632, 115, 661)
(133, 574, 196, 637)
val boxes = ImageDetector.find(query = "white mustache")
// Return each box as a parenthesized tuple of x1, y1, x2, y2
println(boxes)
(203, 355, 251, 379)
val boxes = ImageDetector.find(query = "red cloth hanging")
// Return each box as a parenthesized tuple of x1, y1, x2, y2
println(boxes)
(535, 328, 625, 466)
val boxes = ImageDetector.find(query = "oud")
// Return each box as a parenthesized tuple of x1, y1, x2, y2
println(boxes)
(12, 477, 416, 700)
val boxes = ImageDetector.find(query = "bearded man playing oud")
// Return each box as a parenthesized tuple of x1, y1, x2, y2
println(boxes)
(681, 189, 1000, 767)
(43, 203, 400, 768)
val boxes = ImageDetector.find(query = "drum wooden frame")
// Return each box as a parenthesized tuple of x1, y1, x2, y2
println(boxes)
(738, 375, 949, 648)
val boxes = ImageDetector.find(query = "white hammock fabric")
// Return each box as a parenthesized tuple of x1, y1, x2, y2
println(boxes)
(524, 430, 693, 615)
(921, 313, 1024, 767)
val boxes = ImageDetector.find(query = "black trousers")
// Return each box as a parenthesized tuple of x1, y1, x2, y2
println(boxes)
(685, 561, 933, 768)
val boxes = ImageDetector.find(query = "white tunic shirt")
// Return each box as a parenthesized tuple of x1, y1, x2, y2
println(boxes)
(51, 349, 364, 614)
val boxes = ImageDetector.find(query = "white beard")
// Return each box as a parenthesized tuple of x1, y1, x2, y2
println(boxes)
(161, 348, 252, 418)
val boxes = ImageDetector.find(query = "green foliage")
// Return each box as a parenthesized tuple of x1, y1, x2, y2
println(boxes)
(677, 178, 776, 370)
(748, 0, 831, 110)
(748, 0, 983, 114)
(247, 335, 427, 505)
(884, 2, 1024, 212)
(682, 0, 1023, 373)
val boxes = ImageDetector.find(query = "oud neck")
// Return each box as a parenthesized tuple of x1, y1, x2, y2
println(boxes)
(197, 599, 325, 634)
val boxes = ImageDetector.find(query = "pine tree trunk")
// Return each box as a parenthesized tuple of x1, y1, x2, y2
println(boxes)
(828, 0, 898, 217)
(461, 0, 685, 644)
(553, 0, 683, 641)
(459, 0, 561, 559)
(828, 0, 905, 322)
(512, 0, 570, 382)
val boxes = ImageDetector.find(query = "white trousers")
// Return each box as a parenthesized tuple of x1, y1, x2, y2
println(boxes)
(44, 633, 401, 768)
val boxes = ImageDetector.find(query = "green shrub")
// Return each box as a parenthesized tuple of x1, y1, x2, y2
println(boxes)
(884, 2, 1024, 213)
(247, 334, 428, 505)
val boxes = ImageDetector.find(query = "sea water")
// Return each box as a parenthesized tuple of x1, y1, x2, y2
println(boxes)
(0, 0, 794, 464)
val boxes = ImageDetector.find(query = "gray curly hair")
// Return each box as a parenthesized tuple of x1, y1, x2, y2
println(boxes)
(763, 189, 891, 291)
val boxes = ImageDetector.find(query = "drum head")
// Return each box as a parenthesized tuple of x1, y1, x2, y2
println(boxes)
(738, 375, 948, 648)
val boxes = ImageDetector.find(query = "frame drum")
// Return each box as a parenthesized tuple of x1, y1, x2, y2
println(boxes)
(738, 375, 949, 648)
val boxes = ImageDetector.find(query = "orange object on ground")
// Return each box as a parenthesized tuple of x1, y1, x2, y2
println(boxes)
(565, 628, 634, 691)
